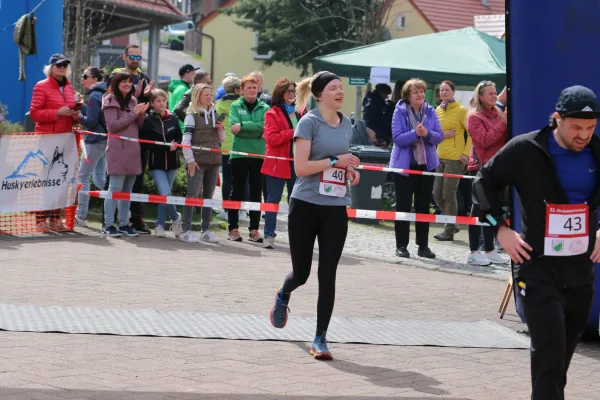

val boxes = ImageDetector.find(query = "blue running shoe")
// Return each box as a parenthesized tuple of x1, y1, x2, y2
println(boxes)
(269, 289, 290, 328)
(310, 332, 333, 360)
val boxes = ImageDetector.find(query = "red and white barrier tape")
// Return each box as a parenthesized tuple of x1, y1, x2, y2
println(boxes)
(80, 191, 490, 226)
(77, 130, 475, 180)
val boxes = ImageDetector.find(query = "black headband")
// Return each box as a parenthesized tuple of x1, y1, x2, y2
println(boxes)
(311, 71, 340, 96)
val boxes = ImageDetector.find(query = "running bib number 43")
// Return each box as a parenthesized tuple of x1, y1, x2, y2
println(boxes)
(319, 167, 347, 197)
(544, 203, 589, 256)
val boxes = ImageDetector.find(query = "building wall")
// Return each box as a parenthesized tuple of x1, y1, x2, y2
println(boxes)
(201, 14, 358, 116)
(386, 0, 435, 39)
(0, 0, 64, 123)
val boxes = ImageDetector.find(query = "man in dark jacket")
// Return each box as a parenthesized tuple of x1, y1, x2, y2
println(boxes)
(363, 83, 393, 147)
(473, 85, 600, 400)
(174, 70, 212, 123)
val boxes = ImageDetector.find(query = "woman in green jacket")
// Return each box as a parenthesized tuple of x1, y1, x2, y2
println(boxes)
(227, 74, 270, 242)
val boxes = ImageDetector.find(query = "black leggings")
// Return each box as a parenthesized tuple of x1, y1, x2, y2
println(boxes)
(282, 198, 348, 336)
(468, 203, 495, 251)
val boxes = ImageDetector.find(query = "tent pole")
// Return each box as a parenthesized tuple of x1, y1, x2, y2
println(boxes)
(354, 86, 363, 119)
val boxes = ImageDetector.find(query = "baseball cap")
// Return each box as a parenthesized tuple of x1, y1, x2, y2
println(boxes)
(555, 85, 600, 119)
(179, 64, 199, 77)
(49, 53, 70, 65)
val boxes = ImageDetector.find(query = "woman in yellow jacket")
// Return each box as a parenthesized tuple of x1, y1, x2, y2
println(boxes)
(433, 80, 471, 241)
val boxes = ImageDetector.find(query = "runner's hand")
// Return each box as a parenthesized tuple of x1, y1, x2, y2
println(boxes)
(590, 229, 600, 263)
(497, 225, 532, 264)
(187, 161, 199, 177)
(347, 168, 360, 186)
(336, 154, 359, 169)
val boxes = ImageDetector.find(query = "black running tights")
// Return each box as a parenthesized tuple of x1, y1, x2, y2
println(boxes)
(282, 198, 349, 336)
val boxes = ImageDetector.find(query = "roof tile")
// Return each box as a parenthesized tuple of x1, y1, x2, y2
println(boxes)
(108, 0, 186, 17)
(411, 0, 505, 32)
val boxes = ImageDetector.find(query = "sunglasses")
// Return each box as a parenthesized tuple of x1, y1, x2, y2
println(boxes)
(127, 55, 142, 61)
(286, 90, 296, 94)
(55, 62, 69, 68)
(82, 74, 90, 80)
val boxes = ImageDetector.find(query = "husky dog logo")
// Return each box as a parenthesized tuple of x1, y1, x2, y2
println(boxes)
(47, 147, 69, 183)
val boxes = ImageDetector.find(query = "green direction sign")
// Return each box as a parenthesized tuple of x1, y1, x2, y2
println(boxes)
(349, 77, 369, 86)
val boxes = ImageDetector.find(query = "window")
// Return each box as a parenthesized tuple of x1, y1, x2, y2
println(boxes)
(396, 14, 406, 30)
(253, 32, 273, 60)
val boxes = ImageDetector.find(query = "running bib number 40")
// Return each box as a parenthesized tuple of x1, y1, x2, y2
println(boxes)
(319, 167, 347, 197)
(544, 203, 589, 256)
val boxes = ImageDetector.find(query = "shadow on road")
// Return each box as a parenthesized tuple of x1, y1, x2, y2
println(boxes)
(0, 387, 473, 400)
(290, 342, 452, 396)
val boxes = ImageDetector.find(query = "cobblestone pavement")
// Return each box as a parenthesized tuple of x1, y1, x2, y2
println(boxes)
(1, 229, 600, 399)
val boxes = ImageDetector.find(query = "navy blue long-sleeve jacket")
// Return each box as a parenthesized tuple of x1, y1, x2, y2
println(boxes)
(81, 81, 108, 143)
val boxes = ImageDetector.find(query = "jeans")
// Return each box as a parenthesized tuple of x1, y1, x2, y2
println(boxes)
(264, 170, 296, 237)
(129, 150, 148, 225)
(433, 159, 464, 232)
(104, 174, 137, 228)
(182, 164, 220, 232)
(228, 157, 263, 231)
(76, 141, 107, 219)
(150, 169, 179, 227)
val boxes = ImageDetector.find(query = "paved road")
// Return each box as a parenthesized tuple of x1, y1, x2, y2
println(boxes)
(1, 230, 600, 399)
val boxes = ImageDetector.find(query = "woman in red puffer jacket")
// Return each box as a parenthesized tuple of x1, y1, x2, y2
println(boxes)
(29, 53, 81, 231)
(261, 77, 306, 249)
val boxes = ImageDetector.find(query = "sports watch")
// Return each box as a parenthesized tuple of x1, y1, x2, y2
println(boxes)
(328, 155, 339, 167)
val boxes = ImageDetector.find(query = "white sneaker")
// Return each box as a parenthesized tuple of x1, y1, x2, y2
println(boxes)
(200, 230, 218, 243)
(75, 216, 88, 227)
(467, 252, 492, 266)
(263, 235, 275, 249)
(180, 230, 200, 243)
(155, 225, 166, 238)
(485, 251, 510, 265)
(170, 212, 183, 237)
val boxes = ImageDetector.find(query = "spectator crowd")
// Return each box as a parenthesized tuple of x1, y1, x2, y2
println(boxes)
(28, 44, 510, 264)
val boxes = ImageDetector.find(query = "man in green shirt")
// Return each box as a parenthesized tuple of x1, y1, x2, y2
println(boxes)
(168, 64, 199, 126)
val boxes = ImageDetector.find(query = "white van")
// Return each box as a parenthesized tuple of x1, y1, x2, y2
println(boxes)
(160, 21, 194, 50)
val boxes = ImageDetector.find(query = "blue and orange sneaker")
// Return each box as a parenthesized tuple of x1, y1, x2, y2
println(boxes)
(310, 332, 333, 360)
(269, 289, 290, 328)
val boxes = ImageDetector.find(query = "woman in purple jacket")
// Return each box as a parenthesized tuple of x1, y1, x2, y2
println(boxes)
(391, 79, 443, 259)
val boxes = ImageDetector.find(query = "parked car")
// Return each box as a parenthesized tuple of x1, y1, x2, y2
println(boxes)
(159, 21, 194, 50)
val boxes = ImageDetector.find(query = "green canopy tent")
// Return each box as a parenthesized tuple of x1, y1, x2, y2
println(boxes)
(313, 27, 506, 88)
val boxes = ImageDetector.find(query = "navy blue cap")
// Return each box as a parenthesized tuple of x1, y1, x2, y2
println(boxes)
(556, 85, 600, 119)
(49, 53, 70, 65)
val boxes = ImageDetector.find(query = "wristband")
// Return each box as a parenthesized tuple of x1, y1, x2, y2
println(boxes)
(328, 155, 339, 167)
